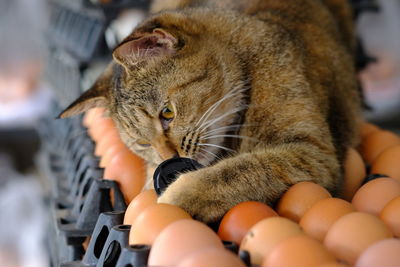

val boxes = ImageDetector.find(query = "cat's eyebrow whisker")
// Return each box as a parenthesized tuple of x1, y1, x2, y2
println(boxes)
(197, 143, 236, 153)
(200, 134, 259, 142)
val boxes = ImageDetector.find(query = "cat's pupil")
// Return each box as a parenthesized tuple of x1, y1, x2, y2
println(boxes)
(161, 105, 174, 121)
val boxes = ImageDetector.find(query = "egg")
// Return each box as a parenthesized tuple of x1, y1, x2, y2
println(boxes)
(83, 107, 105, 128)
(177, 247, 246, 267)
(324, 212, 392, 265)
(263, 235, 335, 267)
(103, 150, 146, 203)
(380, 196, 400, 237)
(355, 238, 400, 267)
(100, 142, 130, 168)
(129, 203, 192, 245)
(123, 189, 157, 225)
(276, 181, 332, 222)
(148, 219, 224, 266)
(94, 129, 122, 157)
(239, 217, 303, 265)
(371, 145, 400, 182)
(360, 122, 380, 140)
(351, 178, 400, 216)
(299, 198, 355, 242)
(88, 117, 116, 143)
(217, 201, 278, 245)
(360, 130, 400, 164)
(341, 148, 366, 201)
(318, 263, 349, 267)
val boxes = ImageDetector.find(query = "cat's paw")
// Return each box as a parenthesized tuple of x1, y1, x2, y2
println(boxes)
(157, 171, 226, 223)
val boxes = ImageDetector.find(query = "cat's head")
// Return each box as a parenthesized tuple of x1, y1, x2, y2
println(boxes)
(59, 11, 248, 166)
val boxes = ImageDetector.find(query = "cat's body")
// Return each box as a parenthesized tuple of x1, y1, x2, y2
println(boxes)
(60, 0, 361, 222)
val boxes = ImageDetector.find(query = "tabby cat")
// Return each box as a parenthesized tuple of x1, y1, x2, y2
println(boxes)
(60, 0, 362, 223)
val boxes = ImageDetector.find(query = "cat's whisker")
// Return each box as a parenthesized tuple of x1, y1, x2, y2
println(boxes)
(200, 134, 259, 142)
(144, 174, 154, 189)
(200, 124, 249, 136)
(197, 143, 236, 153)
(194, 83, 250, 129)
(198, 105, 249, 132)
(198, 147, 223, 163)
(197, 87, 248, 130)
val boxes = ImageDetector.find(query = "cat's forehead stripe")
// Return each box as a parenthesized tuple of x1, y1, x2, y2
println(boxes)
(167, 70, 209, 95)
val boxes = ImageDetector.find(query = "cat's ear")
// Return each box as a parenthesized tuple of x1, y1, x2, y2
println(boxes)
(57, 65, 113, 119)
(112, 28, 178, 69)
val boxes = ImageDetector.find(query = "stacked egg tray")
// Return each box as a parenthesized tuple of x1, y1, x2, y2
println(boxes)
(45, 0, 150, 106)
(38, 106, 122, 266)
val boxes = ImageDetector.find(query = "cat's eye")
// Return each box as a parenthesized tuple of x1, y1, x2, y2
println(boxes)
(160, 103, 175, 121)
(137, 140, 151, 147)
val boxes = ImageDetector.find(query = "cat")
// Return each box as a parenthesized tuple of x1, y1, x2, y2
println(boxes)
(59, 0, 362, 223)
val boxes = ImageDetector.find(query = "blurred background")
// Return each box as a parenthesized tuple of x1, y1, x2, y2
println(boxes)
(0, 0, 399, 266)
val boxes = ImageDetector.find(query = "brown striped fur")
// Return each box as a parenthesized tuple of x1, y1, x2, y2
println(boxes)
(60, 0, 362, 222)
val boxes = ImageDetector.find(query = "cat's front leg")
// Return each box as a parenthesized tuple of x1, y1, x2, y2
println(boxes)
(158, 145, 340, 223)
(157, 168, 233, 222)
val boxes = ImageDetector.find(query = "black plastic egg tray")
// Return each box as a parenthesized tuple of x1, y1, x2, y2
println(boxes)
(45, 0, 151, 107)
(48, 0, 108, 62)
(37, 104, 252, 267)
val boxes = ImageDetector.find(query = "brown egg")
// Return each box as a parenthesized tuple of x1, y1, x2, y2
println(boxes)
(318, 263, 349, 267)
(263, 235, 335, 267)
(177, 247, 246, 267)
(276, 181, 332, 222)
(341, 148, 366, 201)
(351, 178, 400, 216)
(300, 198, 355, 242)
(380, 196, 400, 237)
(129, 203, 192, 245)
(324, 212, 392, 265)
(94, 130, 122, 157)
(371, 145, 400, 182)
(100, 142, 130, 168)
(360, 130, 400, 164)
(83, 108, 96, 128)
(83, 107, 105, 128)
(88, 117, 116, 143)
(104, 150, 146, 203)
(217, 201, 278, 245)
(123, 189, 157, 225)
(360, 122, 380, 140)
(355, 238, 400, 267)
(148, 219, 224, 266)
(239, 217, 303, 265)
